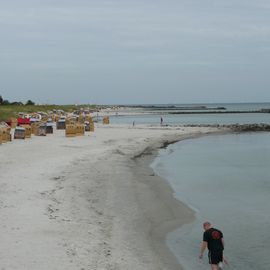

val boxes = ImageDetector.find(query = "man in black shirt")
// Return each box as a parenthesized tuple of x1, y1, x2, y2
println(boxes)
(199, 221, 224, 270)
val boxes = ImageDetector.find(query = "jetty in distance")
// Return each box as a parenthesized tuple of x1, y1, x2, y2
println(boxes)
(121, 104, 270, 114)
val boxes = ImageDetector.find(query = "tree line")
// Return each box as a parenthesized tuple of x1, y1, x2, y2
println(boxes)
(0, 95, 35, 106)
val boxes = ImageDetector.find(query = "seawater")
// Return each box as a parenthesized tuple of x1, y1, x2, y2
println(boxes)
(110, 102, 270, 125)
(151, 133, 270, 270)
(111, 113, 270, 125)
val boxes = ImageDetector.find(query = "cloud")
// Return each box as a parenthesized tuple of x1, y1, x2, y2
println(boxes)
(0, 0, 270, 103)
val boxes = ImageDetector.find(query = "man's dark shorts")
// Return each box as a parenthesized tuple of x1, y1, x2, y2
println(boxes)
(208, 250, 223, 265)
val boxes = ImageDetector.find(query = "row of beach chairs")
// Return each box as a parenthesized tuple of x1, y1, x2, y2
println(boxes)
(0, 115, 109, 144)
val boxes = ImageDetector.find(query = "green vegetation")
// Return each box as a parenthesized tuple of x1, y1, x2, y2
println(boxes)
(0, 104, 97, 121)
(0, 95, 98, 121)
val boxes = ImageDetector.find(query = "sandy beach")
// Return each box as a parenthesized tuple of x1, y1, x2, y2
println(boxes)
(0, 124, 226, 270)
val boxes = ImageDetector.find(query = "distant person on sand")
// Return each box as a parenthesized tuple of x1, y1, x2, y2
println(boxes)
(132, 121, 135, 127)
(160, 117, 163, 126)
(199, 221, 227, 269)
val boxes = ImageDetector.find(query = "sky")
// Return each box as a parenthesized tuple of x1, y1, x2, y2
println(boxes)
(1, 0, 270, 105)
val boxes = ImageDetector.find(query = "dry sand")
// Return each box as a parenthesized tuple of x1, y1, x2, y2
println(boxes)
(0, 124, 227, 270)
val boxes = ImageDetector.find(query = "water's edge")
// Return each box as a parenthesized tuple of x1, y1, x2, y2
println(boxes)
(150, 131, 270, 270)
(130, 130, 231, 269)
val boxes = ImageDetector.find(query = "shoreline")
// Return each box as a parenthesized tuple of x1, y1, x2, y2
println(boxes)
(0, 125, 230, 269)
(129, 139, 195, 270)
(128, 130, 232, 270)
(153, 131, 270, 270)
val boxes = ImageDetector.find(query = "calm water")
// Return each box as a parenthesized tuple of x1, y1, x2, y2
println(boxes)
(110, 103, 270, 125)
(111, 113, 270, 125)
(151, 133, 270, 270)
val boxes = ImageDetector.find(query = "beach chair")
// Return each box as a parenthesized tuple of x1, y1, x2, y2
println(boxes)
(14, 126, 26, 139)
(65, 124, 76, 137)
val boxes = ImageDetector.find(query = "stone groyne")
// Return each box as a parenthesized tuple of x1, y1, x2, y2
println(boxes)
(181, 123, 270, 132)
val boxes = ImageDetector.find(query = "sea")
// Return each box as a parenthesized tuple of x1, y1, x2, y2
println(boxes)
(110, 102, 270, 125)
(151, 133, 270, 270)
(112, 103, 270, 270)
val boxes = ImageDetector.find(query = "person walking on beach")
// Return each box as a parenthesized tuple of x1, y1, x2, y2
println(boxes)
(160, 116, 163, 126)
(199, 221, 225, 270)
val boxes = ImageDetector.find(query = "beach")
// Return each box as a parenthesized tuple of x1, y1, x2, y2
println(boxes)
(1, 0, 270, 266)
(0, 124, 225, 270)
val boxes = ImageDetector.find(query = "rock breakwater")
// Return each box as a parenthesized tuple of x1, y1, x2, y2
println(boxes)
(181, 123, 270, 132)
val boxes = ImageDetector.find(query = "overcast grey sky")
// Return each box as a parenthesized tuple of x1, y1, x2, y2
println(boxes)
(1, 0, 270, 104)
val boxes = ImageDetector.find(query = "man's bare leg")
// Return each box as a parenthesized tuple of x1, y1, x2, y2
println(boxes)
(211, 264, 219, 270)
